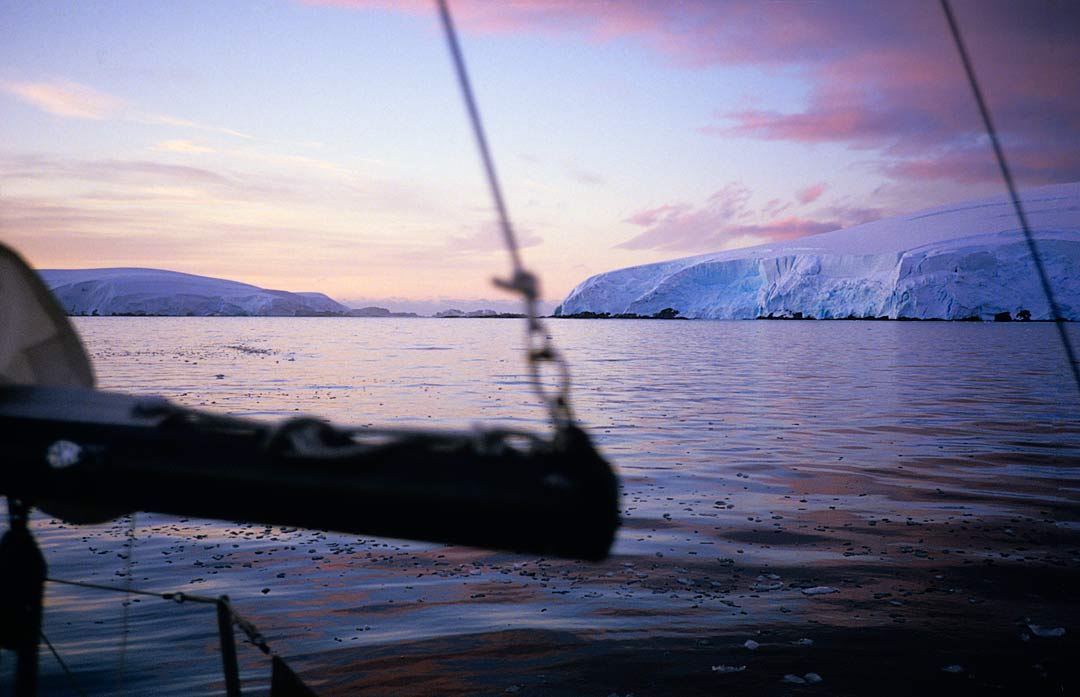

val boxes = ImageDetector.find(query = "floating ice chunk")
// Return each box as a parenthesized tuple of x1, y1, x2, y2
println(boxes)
(802, 586, 838, 596)
(793, 638, 814, 646)
(711, 665, 746, 673)
(783, 674, 807, 684)
(805, 673, 823, 683)
(743, 639, 760, 650)
(942, 665, 964, 673)
(1027, 624, 1066, 638)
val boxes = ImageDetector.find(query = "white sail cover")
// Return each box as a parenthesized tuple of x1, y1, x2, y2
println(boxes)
(0, 243, 94, 387)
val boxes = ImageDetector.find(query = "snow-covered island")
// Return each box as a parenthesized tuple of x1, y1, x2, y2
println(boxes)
(39, 267, 354, 317)
(557, 182, 1080, 320)
(434, 308, 525, 318)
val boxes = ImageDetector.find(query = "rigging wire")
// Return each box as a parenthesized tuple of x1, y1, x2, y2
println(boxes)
(47, 577, 272, 652)
(47, 577, 219, 604)
(940, 0, 1080, 394)
(435, 0, 575, 430)
(40, 630, 89, 697)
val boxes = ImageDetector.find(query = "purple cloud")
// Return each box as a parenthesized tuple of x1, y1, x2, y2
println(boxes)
(698, 3, 1080, 185)
(617, 183, 856, 252)
(617, 183, 753, 251)
(796, 182, 828, 205)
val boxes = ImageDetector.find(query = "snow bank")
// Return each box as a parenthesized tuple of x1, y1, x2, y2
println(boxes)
(38, 268, 350, 317)
(558, 182, 1080, 320)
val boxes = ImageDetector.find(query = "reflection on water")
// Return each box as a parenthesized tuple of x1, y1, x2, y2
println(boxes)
(6, 318, 1079, 695)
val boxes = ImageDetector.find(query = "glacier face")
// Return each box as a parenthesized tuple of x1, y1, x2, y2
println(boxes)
(558, 182, 1080, 320)
(39, 268, 350, 317)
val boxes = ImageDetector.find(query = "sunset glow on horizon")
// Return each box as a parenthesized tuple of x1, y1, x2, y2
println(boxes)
(2, 0, 1078, 311)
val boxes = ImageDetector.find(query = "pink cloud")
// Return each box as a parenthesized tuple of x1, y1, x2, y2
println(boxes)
(1, 79, 254, 139)
(618, 183, 751, 251)
(617, 184, 868, 253)
(624, 203, 689, 228)
(761, 198, 792, 219)
(701, 3, 1080, 185)
(796, 182, 828, 205)
(882, 144, 1080, 186)
(1, 79, 126, 119)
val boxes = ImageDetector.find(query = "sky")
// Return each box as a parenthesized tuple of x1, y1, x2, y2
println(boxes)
(1, 0, 1078, 312)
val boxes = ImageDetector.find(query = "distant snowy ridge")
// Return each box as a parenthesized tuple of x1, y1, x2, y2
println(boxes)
(39, 268, 350, 317)
(558, 182, 1080, 320)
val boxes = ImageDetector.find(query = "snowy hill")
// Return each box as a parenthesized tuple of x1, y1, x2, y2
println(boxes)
(557, 182, 1080, 320)
(39, 268, 350, 317)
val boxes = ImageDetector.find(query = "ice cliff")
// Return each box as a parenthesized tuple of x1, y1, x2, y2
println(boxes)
(39, 268, 349, 317)
(557, 182, 1080, 320)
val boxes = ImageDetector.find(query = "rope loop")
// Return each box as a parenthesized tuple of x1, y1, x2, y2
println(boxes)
(527, 331, 574, 430)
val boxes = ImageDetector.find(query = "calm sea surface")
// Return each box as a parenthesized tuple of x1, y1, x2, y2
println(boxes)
(6, 318, 1079, 695)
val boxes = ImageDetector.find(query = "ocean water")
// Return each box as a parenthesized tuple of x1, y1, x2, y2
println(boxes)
(5, 317, 1079, 695)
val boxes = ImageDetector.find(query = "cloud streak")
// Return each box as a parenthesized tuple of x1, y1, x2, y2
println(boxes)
(796, 182, 828, 206)
(141, 113, 253, 140)
(618, 183, 880, 253)
(4, 153, 242, 191)
(1, 78, 253, 139)
(1, 79, 125, 119)
(154, 140, 217, 154)
(616, 184, 756, 252)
